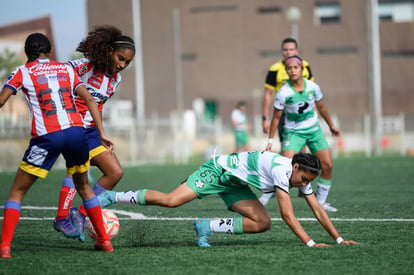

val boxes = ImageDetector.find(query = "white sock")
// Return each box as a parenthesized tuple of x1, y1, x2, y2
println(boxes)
(259, 192, 275, 206)
(210, 218, 235, 234)
(316, 183, 331, 204)
(115, 191, 139, 204)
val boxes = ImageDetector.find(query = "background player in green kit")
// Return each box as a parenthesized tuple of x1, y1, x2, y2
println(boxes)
(97, 151, 358, 248)
(263, 55, 340, 212)
(231, 101, 250, 153)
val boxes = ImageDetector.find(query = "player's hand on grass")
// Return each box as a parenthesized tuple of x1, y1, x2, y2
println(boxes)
(313, 243, 331, 247)
(339, 240, 360, 245)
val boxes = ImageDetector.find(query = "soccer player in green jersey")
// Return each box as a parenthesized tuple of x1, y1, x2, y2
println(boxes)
(231, 101, 250, 153)
(264, 55, 340, 212)
(97, 151, 358, 248)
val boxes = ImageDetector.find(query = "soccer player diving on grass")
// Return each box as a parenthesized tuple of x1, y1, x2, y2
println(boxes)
(98, 151, 359, 247)
(97, 151, 359, 248)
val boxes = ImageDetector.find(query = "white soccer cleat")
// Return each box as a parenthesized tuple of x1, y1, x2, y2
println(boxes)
(319, 202, 338, 212)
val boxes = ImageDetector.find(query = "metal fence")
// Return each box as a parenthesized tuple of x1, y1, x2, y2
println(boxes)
(0, 109, 413, 172)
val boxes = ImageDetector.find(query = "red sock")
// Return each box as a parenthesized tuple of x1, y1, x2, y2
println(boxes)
(84, 197, 110, 242)
(78, 203, 87, 217)
(56, 176, 77, 220)
(1, 203, 21, 247)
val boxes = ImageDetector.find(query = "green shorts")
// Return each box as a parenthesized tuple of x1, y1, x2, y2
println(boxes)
(282, 125, 329, 153)
(186, 157, 257, 209)
(234, 130, 249, 147)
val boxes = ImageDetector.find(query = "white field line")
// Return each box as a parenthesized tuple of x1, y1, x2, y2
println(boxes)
(0, 206, 413, 222)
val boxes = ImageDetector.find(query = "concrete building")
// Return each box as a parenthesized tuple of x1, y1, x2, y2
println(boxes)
(87, 0, 414, 129)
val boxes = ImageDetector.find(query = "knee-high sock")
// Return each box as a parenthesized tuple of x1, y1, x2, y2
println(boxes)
(316, 177, 332, 204)
(83, 197, 109, 242)
(79, 182, 106, 216)
(0, 201, 21, 247)
(115, 189, 147, 205)
(209, 217, 243, 234)
(56, 176, 77, 220)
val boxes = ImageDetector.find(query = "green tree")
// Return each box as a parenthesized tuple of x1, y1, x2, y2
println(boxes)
(0, 49, 22, 82)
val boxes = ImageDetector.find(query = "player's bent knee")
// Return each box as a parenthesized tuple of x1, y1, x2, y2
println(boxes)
(255, 216, 272, 232)
(114, 168, 123, 182)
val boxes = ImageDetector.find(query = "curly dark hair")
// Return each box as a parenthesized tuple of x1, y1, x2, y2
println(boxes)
(292, 153, 321, 175)
(25, 33, 52, 63)
(76, 25, 135, 71)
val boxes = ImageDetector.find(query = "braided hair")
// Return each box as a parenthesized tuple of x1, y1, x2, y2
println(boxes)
(76, 25, 135, 72)
(292, 153, 321, 175)
(24, 33, 52, 63)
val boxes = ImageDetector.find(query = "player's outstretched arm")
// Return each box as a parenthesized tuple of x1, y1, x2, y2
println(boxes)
(305, 193, 360, 246)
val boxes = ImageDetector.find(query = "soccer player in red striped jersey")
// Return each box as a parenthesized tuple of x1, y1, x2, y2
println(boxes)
(0, 33, 114, 258)
(52, 26, 135, 242)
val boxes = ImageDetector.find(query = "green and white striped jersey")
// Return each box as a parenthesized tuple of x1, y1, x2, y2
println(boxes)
(217, 151, 313, 195)
(274, 79, 323, 133)
(231, 108, 248, 131)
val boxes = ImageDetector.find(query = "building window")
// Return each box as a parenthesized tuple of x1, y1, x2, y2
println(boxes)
(182, 53, 197, 62)
(383, 50, 414, 57)
(257, 6, 281, 14)
(314, 2, 341, 25)
(191, 5, 237, 13)
(317, 47, 358, 55)
(379, 0, 414, 22)
(259, 50, 281, 58)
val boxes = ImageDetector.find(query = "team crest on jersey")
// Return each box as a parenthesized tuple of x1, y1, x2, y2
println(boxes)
(27, 145, 48, 166)
(195, 180, 204, 188)
(37, 76, 48, 84)
(79, 64, 88, 76)
(308, 92, 314, 100)
(107, 78, 118, 95)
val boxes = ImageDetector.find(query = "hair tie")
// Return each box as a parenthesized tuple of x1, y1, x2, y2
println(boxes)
(113, 41, 135, 47)
(285, 56, 303, 68)
(299, 164, 321, 174)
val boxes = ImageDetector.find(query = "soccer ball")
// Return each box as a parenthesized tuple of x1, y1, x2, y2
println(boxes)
(85, 209, 120, 239)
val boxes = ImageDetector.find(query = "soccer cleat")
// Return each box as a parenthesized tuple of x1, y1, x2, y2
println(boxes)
(94, 240, 113, 252)
(193, 219, 211, 247)
(98, 191, 116, 208)
(53, 217, 81, 239)
(69, 208, 86, 242)
(0, 246, 11, 258)
(320, 202, 338, 212)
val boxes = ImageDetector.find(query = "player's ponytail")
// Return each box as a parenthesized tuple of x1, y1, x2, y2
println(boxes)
(24, 33, 52, 63)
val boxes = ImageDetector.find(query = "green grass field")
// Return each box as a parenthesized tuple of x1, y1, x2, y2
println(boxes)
(1, 155, 414, 275)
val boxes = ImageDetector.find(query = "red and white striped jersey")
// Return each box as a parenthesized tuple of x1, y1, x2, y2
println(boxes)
(68, 58, 122, 128)
(4, 58, 85, 137)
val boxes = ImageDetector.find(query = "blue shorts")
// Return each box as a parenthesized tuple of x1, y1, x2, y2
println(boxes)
(19, 127, 90, 178)
(85, 127, 107, 159)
